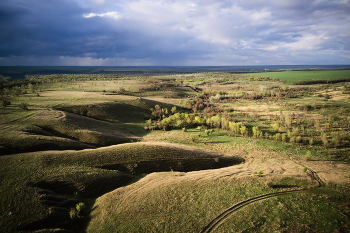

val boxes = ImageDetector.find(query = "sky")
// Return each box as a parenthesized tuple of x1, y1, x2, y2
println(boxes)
(0, 0, 350, 66)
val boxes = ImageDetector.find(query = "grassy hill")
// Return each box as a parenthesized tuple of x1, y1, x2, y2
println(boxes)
(0, 142, 238, 232)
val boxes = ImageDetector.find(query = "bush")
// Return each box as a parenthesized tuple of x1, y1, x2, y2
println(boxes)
(265, 180, 274, 188)
(70, 202, 86, 219)
(76, 202, 86, 213)
(256, 169, 263, 177)
(252, 126, 261, 138)
(19, 102, 28, 110)
(322, 136, 329, 147)
(275, 133, 281, 142)
(309, 138, 314, 146)
(331, 137, 339, 148)
(305, 151, 312, 161)
(282, 133, 287, 143)
(144, 119, 152, 130)
(290, 136, 296, 144)
(292, 128, 299, 137)
(171, 106, 177, 114)
(2, 99, 11, 107)
(189, 135, 197, 143)
(69, 208, 79, 219)
(205, 129, 213, 136)
(296, 136, 302, 143)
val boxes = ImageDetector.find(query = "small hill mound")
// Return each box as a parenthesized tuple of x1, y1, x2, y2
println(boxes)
(0, 142, 242, 232)
(43, 142, 243, 175)
(0, 109, 140, 155)
(56, 101, 150, 123)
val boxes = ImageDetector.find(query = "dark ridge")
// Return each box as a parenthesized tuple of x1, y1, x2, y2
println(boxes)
(98, 156, 244, 174)
(293, 78, 350, 85)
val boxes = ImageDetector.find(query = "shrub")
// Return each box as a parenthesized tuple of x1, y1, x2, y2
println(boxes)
(275, 133, 281, 142)
(144, 119, 152, 130)
(281, 133, 287, 143)
(264, 132, 269, 138)
(2, 99, 11, 107)
(256, 169, 263, 177)
(76, 202, 86, 213)
(189, 135, 197, 143)
(323, 139, 329, 147)
(69, 208, 79, 219)
(240, 125, 247, 136)
(296, 136, 302, 143)
(309, 138, 314, 146)
(331, 137, 339, 148)
(272, 123, 279, 132)
(205, 129, 213, 136)
(292, 127, 299, 137)
(252, 126, 262, 138)
(290, 136, 296, 144)
(265, 180, 274, 188)
(70, 202, 86, 219)
(305, 151, 312, 161)
(171, 106, 177, 114)
(19, 102, 28, 110)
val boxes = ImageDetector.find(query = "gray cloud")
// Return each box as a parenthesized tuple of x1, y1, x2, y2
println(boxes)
(0, 0, 349, 65)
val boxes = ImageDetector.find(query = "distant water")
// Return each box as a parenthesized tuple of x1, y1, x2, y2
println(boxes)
(1, 65, 349, 80)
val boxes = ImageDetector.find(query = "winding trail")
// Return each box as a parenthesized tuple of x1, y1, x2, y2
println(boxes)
(201, 163, 325, 233)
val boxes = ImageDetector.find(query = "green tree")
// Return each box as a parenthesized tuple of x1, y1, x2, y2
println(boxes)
(272, 123, 279, 132)
(171, 106, 177, 114)
(240, 125, 247, 136)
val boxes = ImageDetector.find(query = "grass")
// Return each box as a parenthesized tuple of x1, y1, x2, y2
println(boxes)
(0, 142, 235, 232)
(88, 175, 350, 233)
(1, 70, 350, 232)
(216, 185, 350, 232)
(247, 69, 350, 83)
(0, 152, 132, 232)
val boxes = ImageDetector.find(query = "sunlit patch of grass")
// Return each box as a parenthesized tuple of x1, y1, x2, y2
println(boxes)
(88, 175, 350, 233)
(217, 185, 350, 233)
(247, 69, 350, 83)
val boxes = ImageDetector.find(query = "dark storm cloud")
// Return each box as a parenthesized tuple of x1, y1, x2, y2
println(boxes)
(0, 0, 349, 65)
(0, 0, 104, 57)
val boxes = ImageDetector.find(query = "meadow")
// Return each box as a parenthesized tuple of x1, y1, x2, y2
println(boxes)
(1, 69, 350, 232)
(247, 69, 350, 83)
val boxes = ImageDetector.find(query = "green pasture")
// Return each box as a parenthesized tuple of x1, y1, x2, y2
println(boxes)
(247, 69, 350, 83)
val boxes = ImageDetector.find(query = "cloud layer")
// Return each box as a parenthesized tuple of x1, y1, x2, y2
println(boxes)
(0, 0, 349, 65)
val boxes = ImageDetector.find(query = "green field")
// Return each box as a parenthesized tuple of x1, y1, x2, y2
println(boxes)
(247, 69, 350, 83)
(1, 71, 350, 232)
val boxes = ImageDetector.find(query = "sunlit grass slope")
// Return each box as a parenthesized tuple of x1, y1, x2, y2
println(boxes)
(0, 108, 141, 154)
(88, 173, 350, 233)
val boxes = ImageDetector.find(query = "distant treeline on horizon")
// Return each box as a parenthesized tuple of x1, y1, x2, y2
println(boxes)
(0, 65, 350, 80)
